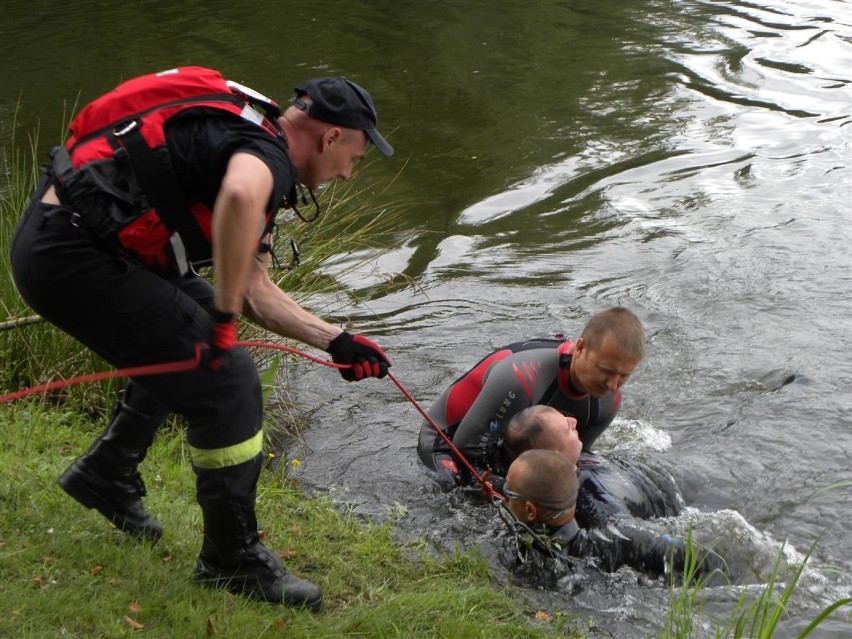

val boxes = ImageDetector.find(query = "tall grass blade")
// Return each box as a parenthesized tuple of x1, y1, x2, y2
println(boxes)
(795, 597, 852, 638)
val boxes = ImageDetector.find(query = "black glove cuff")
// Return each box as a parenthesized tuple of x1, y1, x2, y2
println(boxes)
(326, 331, 352, 356)
(212, 308, 236, 324)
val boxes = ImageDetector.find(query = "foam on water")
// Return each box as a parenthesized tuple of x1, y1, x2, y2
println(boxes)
(597, 418, 673, 453)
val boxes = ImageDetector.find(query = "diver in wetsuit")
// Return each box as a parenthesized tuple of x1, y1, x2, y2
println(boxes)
(417, 307, 645, 486)
(505, 449, 722, 578)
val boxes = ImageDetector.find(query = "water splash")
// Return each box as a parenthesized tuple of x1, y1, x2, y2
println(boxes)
(598, 418, 674, 453)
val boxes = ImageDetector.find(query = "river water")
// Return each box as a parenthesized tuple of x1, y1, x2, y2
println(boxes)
(1, 1, 850, 637)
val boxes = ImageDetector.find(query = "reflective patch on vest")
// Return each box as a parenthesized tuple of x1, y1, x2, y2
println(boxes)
(240, 104, 265, 126)
(189, 430, 264, 469)
(167, 233, 192, 276)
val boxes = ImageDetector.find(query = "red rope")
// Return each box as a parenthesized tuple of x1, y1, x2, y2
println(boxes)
(0, 339, 502, 500)
(387, 371, 504, 502)
(0, 343, 205, 403)
(236, 340, 348, 369)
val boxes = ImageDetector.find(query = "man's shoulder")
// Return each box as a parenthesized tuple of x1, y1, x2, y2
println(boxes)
(167, 109, 288, 155)
(504, 337, 565, 354)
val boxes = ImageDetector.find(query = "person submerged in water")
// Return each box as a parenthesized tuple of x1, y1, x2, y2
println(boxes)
(417, 307, 645, 488)
(504, 449, 724, 579)
(503, 405, 684, 528)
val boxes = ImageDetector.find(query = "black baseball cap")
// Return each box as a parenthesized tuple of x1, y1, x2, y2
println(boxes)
(293, 77, 393, 157)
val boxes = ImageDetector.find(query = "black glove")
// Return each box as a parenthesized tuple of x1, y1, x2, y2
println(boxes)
(206, 308, 237, 371)
(326, 331, 391, 382)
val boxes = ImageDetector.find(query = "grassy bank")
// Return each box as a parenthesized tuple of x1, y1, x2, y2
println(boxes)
(0, 403, 579, 638)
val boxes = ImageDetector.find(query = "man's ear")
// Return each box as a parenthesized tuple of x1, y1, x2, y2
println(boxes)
(525, 501, 538, 523)
(321, 127, 342, 151)
(574, 337, 586, 355)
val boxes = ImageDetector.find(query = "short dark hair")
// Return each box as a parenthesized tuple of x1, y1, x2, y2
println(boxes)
(512, 449, 578, 511)
(504, 405, 551, 458)
(581, 307, 645, 360)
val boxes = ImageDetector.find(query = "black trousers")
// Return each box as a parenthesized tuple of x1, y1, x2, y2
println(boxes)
(10, 187, 262, 455)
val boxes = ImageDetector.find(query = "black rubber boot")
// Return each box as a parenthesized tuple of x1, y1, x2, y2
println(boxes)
(58, 390, 165, 542)
(192, 456, 322, 611)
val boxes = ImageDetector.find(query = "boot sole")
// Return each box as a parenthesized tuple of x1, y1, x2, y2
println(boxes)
(194, 560, 322, 611)
(58, 465, 163, 542)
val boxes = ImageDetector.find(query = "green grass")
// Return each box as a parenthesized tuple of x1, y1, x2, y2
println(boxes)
(0, 403, 581, 639)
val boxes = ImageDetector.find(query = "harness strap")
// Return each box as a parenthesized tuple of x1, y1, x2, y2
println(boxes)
(556, 340, 575, 397)
(46, 146, 126, 253)
(109, 120, 210, 270)
(50, 146, 74, 181)
(49, 145, 74, 204)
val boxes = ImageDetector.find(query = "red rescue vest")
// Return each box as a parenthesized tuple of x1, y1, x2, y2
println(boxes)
(56, 66, 285, 272)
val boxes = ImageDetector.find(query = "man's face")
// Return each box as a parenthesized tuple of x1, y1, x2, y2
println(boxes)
(535, 411, 582, 467)
(299, 128, 368, 190)
(571, 335, 641, 398)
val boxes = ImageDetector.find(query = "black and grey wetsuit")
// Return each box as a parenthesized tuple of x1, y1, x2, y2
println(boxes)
(574, 452, 684, 528)
(542, 518, 687, 577)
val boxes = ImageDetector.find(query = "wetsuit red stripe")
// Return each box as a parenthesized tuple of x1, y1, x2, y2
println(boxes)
(512, 363, 534, 400)
(445, 350, 511, 425)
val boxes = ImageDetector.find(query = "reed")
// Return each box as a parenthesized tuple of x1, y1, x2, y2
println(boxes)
(0, 112, 122, 415)
(661, 514, 851, 638)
